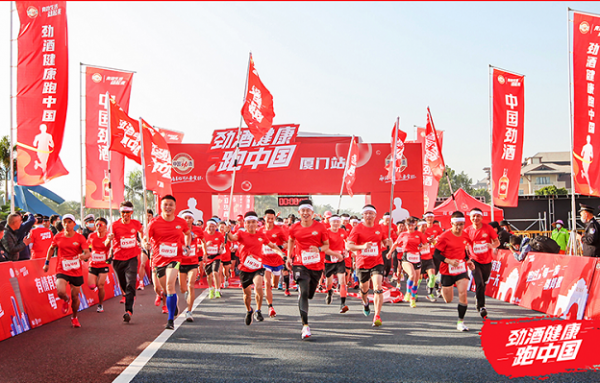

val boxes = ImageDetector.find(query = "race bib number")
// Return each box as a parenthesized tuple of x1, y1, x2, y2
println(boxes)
(189, 246, 196, 257)
(473, 242, 488, 255)
(343, 250, 350, 259)
(159, 243, 178, 258)
(243, 256, 262, 270)
(62, 258, 80, 271)
(448, 261, 467, 275)
(420, 244, 430, 255)
(301, 250, 320, 265)
(262, 245, 275, 255)
(120, 237, 136, 249)
(91, 252, 106, 263)
(207, 245, 219, 256)
(362, 243, 379, 257)
(406, 252, 420, 263)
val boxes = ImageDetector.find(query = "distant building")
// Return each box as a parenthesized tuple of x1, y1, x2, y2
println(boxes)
(519, 152, 571, 195)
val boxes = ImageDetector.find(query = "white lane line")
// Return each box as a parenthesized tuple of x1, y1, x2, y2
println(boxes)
(113, 289, 209, 383)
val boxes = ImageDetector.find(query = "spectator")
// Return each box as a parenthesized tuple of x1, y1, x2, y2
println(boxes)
(1, 213, 33, 261)
(82, 214, 96, 240)
(43, 215, 50, 229)
(30, 214, 53, 259)
(50, 214, 60, 235)
(16, 212, 36, 260)
(490, 221, 511, 249)
(550, 219, 570, 254)
(500, 220, 513, 235)
(508, 235, 529, 262)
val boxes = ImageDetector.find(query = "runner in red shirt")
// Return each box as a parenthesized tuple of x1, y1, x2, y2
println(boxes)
(286, 199, 329, 339)
(42, 214, 90, 328)
(87, 217, 111, 313)
(106, 201, 143, 323)
(147, 195, 192, 330)
(259, 209, 288, 318)
(324, 215, 349, 313)
(226, 211, 284, 326)
(464, 208, 499, 319)
(30, 215, 53, 259)
(347, 205, 391, 327)
(218, 221, 233, 289)
(433, 211, 475, 332)
(203, 218, 224, 299)
(180, 212, 203, 322)
(381, 212, 398, 283)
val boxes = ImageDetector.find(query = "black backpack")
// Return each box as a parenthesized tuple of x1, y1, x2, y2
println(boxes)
(529, 235, 561, 254)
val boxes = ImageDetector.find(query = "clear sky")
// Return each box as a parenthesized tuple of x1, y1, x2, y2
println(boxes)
(2, 1, 599, 211)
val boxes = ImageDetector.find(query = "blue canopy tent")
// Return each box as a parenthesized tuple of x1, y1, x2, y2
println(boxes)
(13, 184, 64, 216)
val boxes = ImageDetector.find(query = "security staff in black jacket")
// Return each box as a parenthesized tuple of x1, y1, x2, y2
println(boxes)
(578, 204, 600, 257)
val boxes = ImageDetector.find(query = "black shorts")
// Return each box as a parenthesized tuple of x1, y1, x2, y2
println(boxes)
(88, 266, 109, 276)
(154, 261, 179, 279)
(56, 274, 84, 287)
(222, 260, 232, 266)
(356, 264, 385, 284)
(239, 268, 265, 289)
(325, 261, 346, 278)
(205, 259, 221, 275)
(441, 272, 469, 287)
(179, 264, 198, 274)
(420, 259, 435, 272)
(292, 265, 322, 285)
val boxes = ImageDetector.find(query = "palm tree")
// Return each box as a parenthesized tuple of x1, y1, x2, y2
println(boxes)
(0, 135, 14, 205)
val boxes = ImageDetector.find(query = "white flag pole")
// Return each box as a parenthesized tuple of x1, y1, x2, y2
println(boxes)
(9, 1, 15, 212)
(488, 65, 495, 222)
(567, 8, 578, 256)
(336, 135, 355, 214)
(106, 92, 113, 225)
(80, 64, 85, 221)
(139, 119, 148, 228)
(388, 117, 399, 239)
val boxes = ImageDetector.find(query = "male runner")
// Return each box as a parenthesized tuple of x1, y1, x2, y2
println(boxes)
(180, 212, 203, 322)
(88, 217, 110, 313)
(203, 218, 224, 299)
(259, 209, 288, 317)
(324, 214, 349, 313)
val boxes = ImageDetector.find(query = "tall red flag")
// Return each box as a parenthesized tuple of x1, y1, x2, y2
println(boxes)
(387, 120, 407, 184)
(241, 54, 275, 141)
(16, 1, 69, 185)
(417, 127, 444, 213)
(141, 120, 172, 197)
(425, 108, 445, 181)
(108, 98, 141, 164)
(573, 12, 600, 196)
(343, 138, 360, 197)
(491, 68, 524, 207)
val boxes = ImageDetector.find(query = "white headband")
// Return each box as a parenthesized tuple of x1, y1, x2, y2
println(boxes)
(469, 209, 483, 216)
(362, 207, 377, 214)
(275, 221, 284, 226)
(181, 212, 194, 219)
(350, 219, 359, 224)
(298, 204, 314, 211)
(418, 221, 427, 226)
(382, 214, 391, 219)
(451, 217, 466, 223)
(120, 206, 133, 212)
(244, 216, 259, 222)
(423, 213, 434, 218)
(206, 220, 218, 226)
(329, 217, 341, 222)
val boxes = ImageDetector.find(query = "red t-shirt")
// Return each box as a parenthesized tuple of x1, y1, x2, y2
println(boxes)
(88, 232, 111, 268)
(191, 226, 204, 259)
(435, 230, 472, 276)
(203, 231, 225, 265)
(221, 238, 232, 263)
(289, 221, 329, 271)
(463, 223, 498, 264)
(326, 227, 348, 264)
(396, 231, 428, 261)
(259, 225, 287, 267)
(347, 223, 388, 270)
(111, 219, 142, 261)
(53, 232, 88, 277)
(425, 225, 444, 239)
(30, 226, 53, 260)
(148, 216, 189, 268)
(235, 230, 270, 273)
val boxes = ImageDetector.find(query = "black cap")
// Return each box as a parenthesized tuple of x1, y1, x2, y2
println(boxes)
(579, 203, 595, 214)
(500, 220, 510, 226)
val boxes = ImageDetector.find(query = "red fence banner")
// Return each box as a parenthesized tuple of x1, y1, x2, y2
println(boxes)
(491, 68, 524, 207)
(416, 127, 444, 213)
(142, 120, 172, 197)
(0, 262, 31, 341)
(573, 12, 600, 196)
(16, 1, 69, 185)
(485, 249, 524, 304)
(241, 54, 275, 141)
(85, 66, 133, 209)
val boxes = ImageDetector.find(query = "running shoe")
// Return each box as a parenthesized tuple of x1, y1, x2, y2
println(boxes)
(62, 299, 69, 314)
(325, 290, 333, 305)
(155, 293, 162, 306)
(457, 321, 469, 332)
(71, 317, 81, 328)
(208, 289, 215, 299)
(301, 325, 311, 340)
(340, 305, 349, 314)
(436, 289, 443, 298)
(245, 309, 253, 326)
(284, 289, 291, 296)
(410, 298, 417, 308)
(162, 305, 169, 314)
(123, 311, 132, 323)
(215, 290, 222, 299)
(363, 304, 371, 316)
(165, 320, 174, 330)
(479, 307, 488, 319)
(403, 293, 410, 303)
(372, 315, 382, 327)
(97, 304, 104, 313)
(120, 296, 126, 304)
(255, 310, 264, 322)
(278, 282, 283, 290)
(269, 306, 276, 318)
(137, 281, 144, 290)
(426, 294, 437, 303)
(185, 311, 194, 322)
(224, 281, 229, 289)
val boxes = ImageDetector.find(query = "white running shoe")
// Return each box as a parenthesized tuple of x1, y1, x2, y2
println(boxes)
(185, 311, 194, 322)
(224, 280, 229, 289)
(457, 321, 469, 332)
(301, 325, 311, 340)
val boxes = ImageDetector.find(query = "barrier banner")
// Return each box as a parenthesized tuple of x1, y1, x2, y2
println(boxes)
(416, 127, 444, 213)
(0, 262, 31, 342)
(572, 12, 600, 196)
(85, 66, 133, 209)
(491, 68, 524, 207)
(583, 259, 600, 319)
(485, 249, 524, 303)
(16, 1, 69, 185)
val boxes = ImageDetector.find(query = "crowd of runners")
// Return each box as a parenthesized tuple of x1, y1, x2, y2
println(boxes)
(42, 195, 500, 339)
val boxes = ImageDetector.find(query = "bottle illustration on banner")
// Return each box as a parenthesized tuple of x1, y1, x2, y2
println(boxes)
(102, 170, 110, 201)
(498, 168, 509, 200)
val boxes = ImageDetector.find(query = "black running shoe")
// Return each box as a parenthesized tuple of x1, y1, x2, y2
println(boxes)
(255, 310, 264, 322)
(480, 307, 488, 319)
(165, 320, 174, 330)
(326, 290, 333, 305)
(123, 311, 131, 323)
(245, 309, 253, 326)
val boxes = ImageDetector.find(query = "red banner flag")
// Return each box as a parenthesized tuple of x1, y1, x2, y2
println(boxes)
(157, 127, 184, 144)
(109, 98, 141, 164)
(241, 54, 275, 141)
(573, 12, 600, 196)
(416, 127, 444, 213)
(387, 120, 407, 184)
(344, 138, 360, 197)
(141, 120, 172, 197)
(16, 1, 69, 185)
(425, 108, 445, 181)
(492, 68, 524, 207)
(85, 67, 133, 209)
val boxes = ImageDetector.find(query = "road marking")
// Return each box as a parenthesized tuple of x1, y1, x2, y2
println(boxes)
(113, 289, 208, 383)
